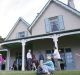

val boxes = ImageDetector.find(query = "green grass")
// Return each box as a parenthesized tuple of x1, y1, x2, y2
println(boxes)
(54, 71, 80, 75)
(0, 71, 80, 75)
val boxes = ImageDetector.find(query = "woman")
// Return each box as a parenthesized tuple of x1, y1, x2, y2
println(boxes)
(37, 56, 55, 75)
(52, 47, 61, 71)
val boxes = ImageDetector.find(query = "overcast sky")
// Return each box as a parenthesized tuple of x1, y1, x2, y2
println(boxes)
(0, 0, 80, 38)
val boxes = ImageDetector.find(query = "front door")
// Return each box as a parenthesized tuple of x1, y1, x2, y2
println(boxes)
(60, 48, 75, 70)
(65, 48, 75, 70)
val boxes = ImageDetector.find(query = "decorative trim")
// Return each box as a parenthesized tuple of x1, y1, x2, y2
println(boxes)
(1, 28, 80, 45)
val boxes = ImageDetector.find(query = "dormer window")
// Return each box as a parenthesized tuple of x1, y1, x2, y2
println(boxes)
(49, 16, 59, 32)
(18, 31, 27, 38)
(45, 15, 65, 33)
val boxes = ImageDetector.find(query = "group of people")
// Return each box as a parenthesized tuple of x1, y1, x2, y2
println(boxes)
(26, 47, 61, 75)
(12, 56, 22, 70)
(12, 46, 61, 75)
(37, 47, 61, 75)
(26, 49, 41, 70)
(0, 46, 61, 73)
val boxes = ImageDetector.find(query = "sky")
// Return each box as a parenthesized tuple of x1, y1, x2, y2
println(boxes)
(0, 0, 80, 38)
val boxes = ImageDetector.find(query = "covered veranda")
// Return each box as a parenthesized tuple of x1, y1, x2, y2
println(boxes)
(0, 34, 58, 71)
(0, 29, 80, 71)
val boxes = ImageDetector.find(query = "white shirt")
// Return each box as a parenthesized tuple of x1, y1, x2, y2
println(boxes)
(27, 52, 32, 59)
(53, 49, 61, 59)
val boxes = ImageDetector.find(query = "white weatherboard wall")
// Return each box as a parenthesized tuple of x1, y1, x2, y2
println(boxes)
(59, 36, 80, 70)
(32, 2, 80, 36)
(8, 21, 31, 40)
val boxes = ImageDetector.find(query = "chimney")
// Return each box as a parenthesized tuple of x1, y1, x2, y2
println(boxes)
(68, 0, 75, 9)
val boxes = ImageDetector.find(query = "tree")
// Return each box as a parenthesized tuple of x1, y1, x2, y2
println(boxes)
(0, 36, 4, 43)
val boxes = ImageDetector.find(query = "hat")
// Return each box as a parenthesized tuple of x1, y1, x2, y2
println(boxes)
(47, 56, 51, 60)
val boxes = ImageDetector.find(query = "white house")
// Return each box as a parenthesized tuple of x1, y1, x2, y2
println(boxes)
(0, 0, 80, 71)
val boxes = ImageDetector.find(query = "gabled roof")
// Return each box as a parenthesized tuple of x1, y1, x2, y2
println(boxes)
(5, 17, 30, 41)
(29, 0, 80, 30)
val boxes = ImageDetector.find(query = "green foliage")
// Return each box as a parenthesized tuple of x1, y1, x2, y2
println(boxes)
(0, 36, 4, 43)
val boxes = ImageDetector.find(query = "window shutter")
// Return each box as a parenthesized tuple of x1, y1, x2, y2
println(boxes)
(45, 18, 51, 33)
(16, 32, 19, 38)
(25, 31, 28, 37)
(58, 16, 64, 31)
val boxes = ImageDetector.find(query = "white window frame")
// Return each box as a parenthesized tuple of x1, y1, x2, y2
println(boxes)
(17, 31, 27, 38)
(49, 16, 59, 32)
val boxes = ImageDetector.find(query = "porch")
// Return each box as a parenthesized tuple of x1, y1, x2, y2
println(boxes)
(0, 29, 80, 71)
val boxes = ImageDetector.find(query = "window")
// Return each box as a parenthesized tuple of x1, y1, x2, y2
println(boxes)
(18, 32, 25, 38)
(45, 15, 64, 33)
(49, 16, 59, 31)
(46, 50, 53, 60)
(46, 50, 54, 54)
(18, 31, 27, 38)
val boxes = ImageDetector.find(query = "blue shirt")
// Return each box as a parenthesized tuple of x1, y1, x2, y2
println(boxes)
(43, 60, 55, 70)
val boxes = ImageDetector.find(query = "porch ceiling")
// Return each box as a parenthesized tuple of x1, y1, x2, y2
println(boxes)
(2, 43, 22, 50)
(59, 34, 80, 40)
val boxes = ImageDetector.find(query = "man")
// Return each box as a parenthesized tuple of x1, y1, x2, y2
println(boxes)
(26, 49, 32, 70)
(52, 47, 61, 71)
(39, 51, 44, 66)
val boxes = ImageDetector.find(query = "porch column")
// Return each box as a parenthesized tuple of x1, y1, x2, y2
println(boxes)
(6, 50, 10, 70)
(52, 34, 58, 49)
(21, 40, 26, 71)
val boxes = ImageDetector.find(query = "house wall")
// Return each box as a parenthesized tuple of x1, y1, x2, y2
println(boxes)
(8, 36, 80, 70)
(32, 36, 80, 70)
(59, 36, 80, 70)
(5, 1, 80, 70)
(9, 49, 21, 69)
(32, 2, 80, 36)
(8, 21, 31, 40)
(32, 39, 53, 61)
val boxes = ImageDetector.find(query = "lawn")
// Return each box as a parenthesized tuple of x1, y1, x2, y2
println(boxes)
(0, 71, 80, 75)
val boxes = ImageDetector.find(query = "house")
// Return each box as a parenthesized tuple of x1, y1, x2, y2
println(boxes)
(0, 0, 80, 71)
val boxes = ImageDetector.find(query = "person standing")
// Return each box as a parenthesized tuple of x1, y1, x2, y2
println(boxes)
(0, 54, 3, 70)
(32, 53, 36, 70)
(39, 51, 44, 66)
(52, 47, 61, 71)
(18, 57, 22, 70)
(26, 49, 32, 70)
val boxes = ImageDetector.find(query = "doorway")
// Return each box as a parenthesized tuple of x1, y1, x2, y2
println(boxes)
(60, 48, 75, 70)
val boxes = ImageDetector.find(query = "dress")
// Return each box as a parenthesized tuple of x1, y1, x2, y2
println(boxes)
(52, 49, 61, 71)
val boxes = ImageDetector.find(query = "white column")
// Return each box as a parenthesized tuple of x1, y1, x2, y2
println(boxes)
(21, 40, 26, 71)
(6, 50, 10, 70)
(52, 34, 58, 49)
